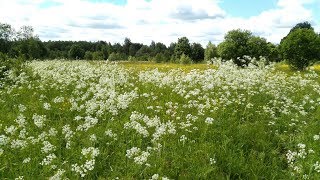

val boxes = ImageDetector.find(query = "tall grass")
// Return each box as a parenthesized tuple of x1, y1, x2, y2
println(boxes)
(1, 60, 320, 179)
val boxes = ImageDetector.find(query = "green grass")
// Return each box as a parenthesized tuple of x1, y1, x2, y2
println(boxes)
(1, 60, 320, 179)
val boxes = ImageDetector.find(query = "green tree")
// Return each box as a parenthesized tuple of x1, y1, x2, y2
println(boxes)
(190, 43, 204, 62)
(123, 37, 132, 56)
(136, 45, 151, 61)
(84, 51, 93, 60)
(247, 36, 270, 59)
(129, 43, 143, 57)
(280, 28, 320, 70)
(0, 23, 14, 54)
(204, 41, 218, 61)
(289, 21, 313, 33)
(217, 29, 252, 65)
(280, 21, 314, 46)
(267, 43, 281, 62)
(11, 38, 48, 59)
(174, 37, 191, 60)
(69, 44, 85, 59)
(218, 29, 273, 66)
(92, 51, 104, 60)
(179, 53, 192, 64)
(101, 45, 109, 60)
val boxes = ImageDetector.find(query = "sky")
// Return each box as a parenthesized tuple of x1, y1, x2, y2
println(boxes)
(0, 0, 319, 46)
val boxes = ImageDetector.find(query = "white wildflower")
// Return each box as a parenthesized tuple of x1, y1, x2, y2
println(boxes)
(49, 169, 65, 180)
(23, 157, 31, 164)
(205, 117, 214, 124)
(43, 102, 51, 110)
(40, 153, 56, 166)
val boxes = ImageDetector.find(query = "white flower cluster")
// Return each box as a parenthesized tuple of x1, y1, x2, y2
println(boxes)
(81, 147, 100, 158)
(41, 141, 56, 154)
(105, 129, 117, 140)
(49, 169, 65, 180)
(126, 147, 151, 165)
(43, 102, 51, 110)
(15, 114, 26, 127)
(40, 153, 56, 166)
(124, 111, 176, 142)
(76, 116, 98, 131)
(150, 174, 170, 180)
(32, 114, 46, 128)
(71, 147, 99, 177)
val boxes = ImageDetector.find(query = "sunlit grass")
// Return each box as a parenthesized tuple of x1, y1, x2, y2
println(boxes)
(119, 61, 216, 72)
(1, 60, 320, 179)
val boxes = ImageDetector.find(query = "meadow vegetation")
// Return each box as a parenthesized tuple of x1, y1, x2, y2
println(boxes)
(1, 58, 320, 179)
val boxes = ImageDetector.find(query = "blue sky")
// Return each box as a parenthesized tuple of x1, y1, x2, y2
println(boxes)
(0, 0, 319, 46)
(220, 0, 278, 18)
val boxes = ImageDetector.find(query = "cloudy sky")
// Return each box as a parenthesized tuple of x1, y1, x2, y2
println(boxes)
(1, 0, 319, 46)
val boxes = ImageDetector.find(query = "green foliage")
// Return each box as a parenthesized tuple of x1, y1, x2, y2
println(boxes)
(92, 51, 104, 60)
(128, 56, 139, 62)
(153, 52, 170, 63)
(3, 61, 320, 179)
(289, 21, 313, 34)
(69, 44, 85, 59)
(0, 23, 14, 54)
(84, 51, 93, 60)
(135, 45, 151, 61)
(280, 28, 320, 70)
(247, 36, 270, 58)
(10, 38, 48, 60)
(204, 42, 218, 62)
(174, 37, 191, 60)
(101, 46, 109, 60)
(190, 43, 204, 63)
(218, 29, 272, 66)
(108, 52, 126, 61)
(267, 43, 281, 62)
(0, 53, 25, 84)
(179, 53, 192, 64)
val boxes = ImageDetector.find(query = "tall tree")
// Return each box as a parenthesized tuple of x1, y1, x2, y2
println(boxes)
(204, 41, 218, 61)
(69, 44, 85, 59)
(190, 43, 204, 62)
(0, 23, 14, 53)
(174, 37, 191, 60)
(123, 37, 132, 56)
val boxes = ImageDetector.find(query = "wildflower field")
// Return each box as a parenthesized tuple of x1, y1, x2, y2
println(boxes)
(1, 60, 320, 179)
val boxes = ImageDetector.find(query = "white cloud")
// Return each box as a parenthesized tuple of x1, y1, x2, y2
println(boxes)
(0, 0, 318, 46)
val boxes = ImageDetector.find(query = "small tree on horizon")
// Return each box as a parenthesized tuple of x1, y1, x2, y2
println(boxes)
(280, 28, 320, 70)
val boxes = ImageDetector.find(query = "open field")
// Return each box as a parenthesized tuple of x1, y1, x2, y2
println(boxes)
(1, 60, 320, 179)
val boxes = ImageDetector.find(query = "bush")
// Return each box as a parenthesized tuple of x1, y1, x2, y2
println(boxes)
(128, 56, 138, 62)
(153, 53, 167, 63)
(0, 53, 25, 86)
(179, 53, 192, 64)
(280, 28, 320, 70)
(92, 51, 104, 60)
(108, 52, 126, 61)
(84, 51, 93, 60)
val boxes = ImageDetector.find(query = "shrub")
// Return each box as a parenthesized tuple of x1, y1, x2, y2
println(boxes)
(84, 51, 93, 60)
(0, 53, 25, 86)
(108, 52, 126, 61)
(179, 53, 192, 64)
(92, 51, 104, 60)
(280, 28, 320, 70)
(153, 53, 167, 63)
(128, 56, 138, 62)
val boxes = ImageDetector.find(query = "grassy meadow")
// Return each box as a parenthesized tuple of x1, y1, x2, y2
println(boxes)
(1, 60, 320, 179)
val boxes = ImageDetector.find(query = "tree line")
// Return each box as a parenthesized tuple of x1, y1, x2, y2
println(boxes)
(1, 21, 320, 70)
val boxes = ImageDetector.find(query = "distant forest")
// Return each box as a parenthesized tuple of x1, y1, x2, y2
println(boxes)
(1, 21, 320, 68)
